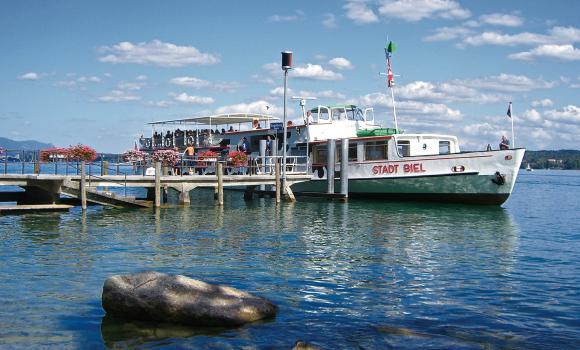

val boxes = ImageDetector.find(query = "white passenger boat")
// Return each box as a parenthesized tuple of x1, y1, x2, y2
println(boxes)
(140, 104, 525, 205)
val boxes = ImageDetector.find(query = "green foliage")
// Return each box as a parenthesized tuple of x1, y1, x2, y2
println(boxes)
(522, 150, 580, 170)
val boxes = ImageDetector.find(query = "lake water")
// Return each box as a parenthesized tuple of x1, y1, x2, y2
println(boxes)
(1, 170, 579, 349)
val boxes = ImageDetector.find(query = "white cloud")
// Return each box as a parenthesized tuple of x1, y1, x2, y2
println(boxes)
(454, 74, 557, 92)
(173, 92, 214, 105)
(170, 76, 242, 91)
(462, 122, 497, 136)
(328, 57, 354, 70)
(136, 75, 148, 81)
(461, 26, 580, 47)
(98, 40, 219, 67)
(269, 87, 345, 100)
(395, 80, 501, 104)
(316, 90, 347, 99)
(358, 92, 462, 120)
(98, 90, 141, 102)
(145, 100, 172, 108)
(479, 13, 523, 27)
(170, 76, 211, 88)
(54, 80, 77, 88)
(545, 105, 580, 124)
(531, 99, 553, 107)
(521, 108, 542, 123)
(344, 1, 379, 24)
(268, 10, 304, 22)
(77, 76, 101, 83)
(509, 44, 580, 61)
(377, 0, 470, 22)
(18, 72, 40, 80)
(118, 81, 145, 91)
(322, 13, 337, 28)
(424, 26, 474, 42)
(293, 64, 344, 80)
(215, 100, 283, 116)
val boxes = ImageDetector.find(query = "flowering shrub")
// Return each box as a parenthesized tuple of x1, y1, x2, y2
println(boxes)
(228, 150, 248, 167)
(197, 150, 218, 167)
(40, 147, 69, 162)
(123, 149, 148, 163)
(66, 144, 98, 162)
(152, 149, 180, 166)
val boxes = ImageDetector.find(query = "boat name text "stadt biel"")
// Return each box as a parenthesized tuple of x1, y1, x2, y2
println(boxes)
(372, 163, 426, 175)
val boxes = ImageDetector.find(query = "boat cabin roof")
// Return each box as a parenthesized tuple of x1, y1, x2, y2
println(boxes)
(309, 104, 358, 113)
(148, 113, 279, 126)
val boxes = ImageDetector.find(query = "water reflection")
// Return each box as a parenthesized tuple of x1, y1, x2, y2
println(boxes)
(100, 315, 232, 348)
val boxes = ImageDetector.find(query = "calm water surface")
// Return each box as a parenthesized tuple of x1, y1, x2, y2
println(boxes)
(0, 170, 579, 349)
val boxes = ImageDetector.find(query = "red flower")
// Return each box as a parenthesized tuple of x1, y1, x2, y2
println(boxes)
(228, 150, 248, 167)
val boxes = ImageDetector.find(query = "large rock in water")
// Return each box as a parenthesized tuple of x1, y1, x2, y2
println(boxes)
(102, 271, 277, 326)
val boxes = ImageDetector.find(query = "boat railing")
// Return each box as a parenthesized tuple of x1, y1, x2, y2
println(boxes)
(252, 156, 308, 175)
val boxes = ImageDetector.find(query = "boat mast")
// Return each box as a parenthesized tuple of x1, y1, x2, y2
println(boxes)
(292, 96, 316, 172)
(381, 41, 399, 131)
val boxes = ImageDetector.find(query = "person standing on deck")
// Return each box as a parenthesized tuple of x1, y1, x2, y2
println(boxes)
(499, 135, 510, 150)
(184, 144, 195, 174)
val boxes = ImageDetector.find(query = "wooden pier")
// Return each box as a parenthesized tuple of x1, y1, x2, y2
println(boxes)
(0, 162, 311, 212)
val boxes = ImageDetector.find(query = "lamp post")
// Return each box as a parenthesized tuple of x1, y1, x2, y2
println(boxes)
(281, 51, 292, 192)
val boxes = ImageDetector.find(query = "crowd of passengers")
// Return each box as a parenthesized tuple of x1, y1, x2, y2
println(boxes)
(149, 127, 237, 148)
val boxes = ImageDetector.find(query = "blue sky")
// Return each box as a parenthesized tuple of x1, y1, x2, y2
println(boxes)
(1, 0, 579, 152)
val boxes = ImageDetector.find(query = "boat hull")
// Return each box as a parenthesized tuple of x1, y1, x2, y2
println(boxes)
(291, 149, 525, 205)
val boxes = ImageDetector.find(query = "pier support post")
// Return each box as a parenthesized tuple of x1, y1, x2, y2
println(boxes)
(327, 139, 336, 195)
(154, 161, 161, 207)
(80, 161, 87, 210)
(217, 162, 224, 206)
(259, 139, 267, 194)
(340, 138, 349, 202)
(102, 160, 109, 192)
(275, 159, 281, 204)
(179, 186, 190, 205)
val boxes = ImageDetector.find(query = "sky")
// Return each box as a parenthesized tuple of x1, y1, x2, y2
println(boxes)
(1, 0, 579, 152)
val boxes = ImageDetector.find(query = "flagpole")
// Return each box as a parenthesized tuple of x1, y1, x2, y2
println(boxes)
(511, 111, 515, 149)
(390, 84, 398, 131)
(384, 41, 398, 131)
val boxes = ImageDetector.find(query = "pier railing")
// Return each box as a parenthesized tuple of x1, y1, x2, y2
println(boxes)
(0, 150, 308, 177)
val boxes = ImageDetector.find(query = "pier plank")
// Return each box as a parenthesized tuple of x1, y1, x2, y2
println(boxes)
(0, 204, 73, 214)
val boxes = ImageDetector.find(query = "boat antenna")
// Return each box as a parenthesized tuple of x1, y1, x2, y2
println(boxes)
(379, 40, 399, 132)
(291, 96, 317, 172)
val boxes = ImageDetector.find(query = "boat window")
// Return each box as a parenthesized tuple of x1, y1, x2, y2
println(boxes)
(331, 108, 346, 120)
(317, 107, 330, 122)
(313, 145, 327, 164)
(397, 140, 411, 157)
(337, 143, 358, 162)
(365, 141, 388, 160)
(355, 108, 365, 121)
(364, 108, 374, 123)
(439, 141, 450, 155)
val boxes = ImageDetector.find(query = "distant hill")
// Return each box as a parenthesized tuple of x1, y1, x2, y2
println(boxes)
(523, 150, 580, 170)
(0, 137, 53, 151)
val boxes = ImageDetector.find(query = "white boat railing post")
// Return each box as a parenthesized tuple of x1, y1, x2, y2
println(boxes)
(327, 139, 336, 194)
(259, 140, 266, 191)
(340, 138, 349, 201)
